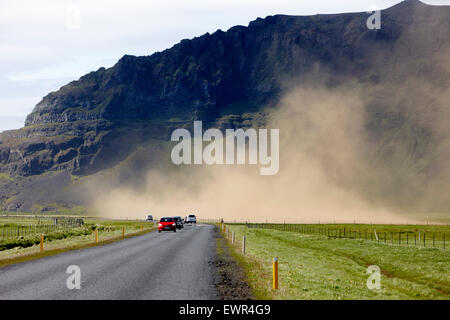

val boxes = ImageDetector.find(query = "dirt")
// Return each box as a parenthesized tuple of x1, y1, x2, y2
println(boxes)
(213, 225, 254, 300)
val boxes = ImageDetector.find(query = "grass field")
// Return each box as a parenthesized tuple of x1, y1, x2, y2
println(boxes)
(223, 224, 450, 300)
(245, 223, 449, 247)
(0, 217, 156, 265)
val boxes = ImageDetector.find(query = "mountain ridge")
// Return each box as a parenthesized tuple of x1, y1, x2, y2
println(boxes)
(0, 0, 449, 212)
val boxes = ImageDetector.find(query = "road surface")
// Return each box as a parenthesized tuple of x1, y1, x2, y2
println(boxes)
(0, 224, 218, 299)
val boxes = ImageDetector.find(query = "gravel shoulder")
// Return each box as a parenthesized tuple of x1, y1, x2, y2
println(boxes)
(214, 225, 253, 300)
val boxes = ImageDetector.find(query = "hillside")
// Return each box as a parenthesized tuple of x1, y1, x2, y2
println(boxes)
(0, 0, 449, 213)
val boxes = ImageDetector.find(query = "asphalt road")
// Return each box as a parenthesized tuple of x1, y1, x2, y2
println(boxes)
(0, 224, 219, 300)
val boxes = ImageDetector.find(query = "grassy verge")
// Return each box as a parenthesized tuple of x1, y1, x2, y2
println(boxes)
(214, 225, 253, 300)
(244, 223, 450, 244)
(0, 219, 156, 267)
(223, 224, 450, 300)
(0, 227, 93, 251)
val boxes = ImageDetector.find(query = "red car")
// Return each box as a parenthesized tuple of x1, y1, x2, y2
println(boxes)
(158, 217, 177, 233)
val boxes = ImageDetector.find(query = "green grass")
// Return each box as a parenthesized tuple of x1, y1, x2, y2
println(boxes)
(29, 203, 94, 216)
(0, 227, 92, 251)
(0, 216, 85, 241)
(0, 211, 41, 216)
(0, 217, 54, 226)
(244, 223, 449, 244)
(0, 204, 96, 216)
(0, 217, 156, 266)
(223, 225, 450, 300)
(0, 173, 13, 181)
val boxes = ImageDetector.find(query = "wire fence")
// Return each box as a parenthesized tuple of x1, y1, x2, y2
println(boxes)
(225, 223, 447, 250)
(0, 216, 84, 240)
(197, 218, 223, 224)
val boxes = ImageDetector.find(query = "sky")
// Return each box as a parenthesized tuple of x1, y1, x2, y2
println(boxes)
(0, 0, 448, 133)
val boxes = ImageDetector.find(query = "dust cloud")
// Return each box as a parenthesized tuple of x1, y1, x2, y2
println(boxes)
(92, 74, 450, 224)
(86, 4, 450, 223)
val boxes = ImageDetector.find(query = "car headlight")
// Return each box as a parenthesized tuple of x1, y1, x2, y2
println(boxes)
(158, 223, 162, 227)
(172, 223, 176, 226)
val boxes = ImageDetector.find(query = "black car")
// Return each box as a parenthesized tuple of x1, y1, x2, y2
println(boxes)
(174, 216, 184, 229)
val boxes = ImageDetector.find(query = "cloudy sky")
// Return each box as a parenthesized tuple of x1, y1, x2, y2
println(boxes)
(0, 0, 448, 132)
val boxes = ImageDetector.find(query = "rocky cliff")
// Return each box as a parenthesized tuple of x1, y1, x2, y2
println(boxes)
(0, 0, 449, 212)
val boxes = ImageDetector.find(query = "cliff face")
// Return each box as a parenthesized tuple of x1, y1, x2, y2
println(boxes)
(0, 0, 449, 211)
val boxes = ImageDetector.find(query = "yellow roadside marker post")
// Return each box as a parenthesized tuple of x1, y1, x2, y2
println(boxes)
(122, 226, 125, 237)
(141, 224, 144, 232)
(40, 234, 44, 252)
(273, 257, 279, 290)
(95, 230, 98, 243)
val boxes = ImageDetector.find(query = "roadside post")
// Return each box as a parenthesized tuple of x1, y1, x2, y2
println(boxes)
(40, 234, 44, 252)
(95, 230, 98, 243)
(273, 257, 278, 290)
(141, 225, 144, 232)
(123, 226, 125, 237)
(242, 236, 246, 255)
(232, 231, 235, 244)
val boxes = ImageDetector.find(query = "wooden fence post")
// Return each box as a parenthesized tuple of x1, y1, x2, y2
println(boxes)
(273, 257, 278, 290)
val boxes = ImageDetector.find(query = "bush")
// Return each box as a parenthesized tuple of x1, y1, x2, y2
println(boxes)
(0, 227, 94, 251)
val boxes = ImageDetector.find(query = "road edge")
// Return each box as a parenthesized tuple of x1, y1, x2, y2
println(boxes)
(0, 227, 156, 268)
(214, 224, 254, 300)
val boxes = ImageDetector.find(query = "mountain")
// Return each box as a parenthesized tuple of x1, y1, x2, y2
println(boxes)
(0, 0, 449, 213)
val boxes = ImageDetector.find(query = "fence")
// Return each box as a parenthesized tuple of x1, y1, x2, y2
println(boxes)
(228, 223, 447, 250)
(197, 218, 223, 224)
(0, 216, 84, 240)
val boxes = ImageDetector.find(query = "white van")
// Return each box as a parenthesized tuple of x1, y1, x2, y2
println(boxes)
(185, 214, 197, 224)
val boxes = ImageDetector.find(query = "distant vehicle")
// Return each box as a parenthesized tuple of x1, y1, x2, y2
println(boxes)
(174, 216, 183, 229)
(145, 215, 153, 221)
(158, 217, 177, 233)
(185, 214, 197, 224)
